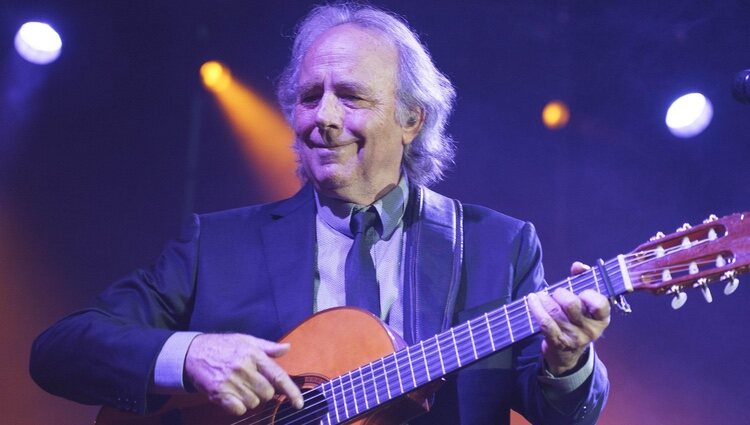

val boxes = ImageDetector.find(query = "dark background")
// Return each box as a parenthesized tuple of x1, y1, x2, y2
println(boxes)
(2, 1, 749, 423)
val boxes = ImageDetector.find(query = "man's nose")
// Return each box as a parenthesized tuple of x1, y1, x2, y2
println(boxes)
(315, 93, 343, 135)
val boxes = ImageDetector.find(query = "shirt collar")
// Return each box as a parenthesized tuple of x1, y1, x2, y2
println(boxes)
(315, 175, 409, 240)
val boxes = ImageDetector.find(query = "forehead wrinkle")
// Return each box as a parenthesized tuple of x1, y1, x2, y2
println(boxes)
(297, 24, 399, 99)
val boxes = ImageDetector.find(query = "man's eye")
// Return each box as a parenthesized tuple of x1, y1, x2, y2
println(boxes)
(342, 94, 365, 102)
(299, 95, 319, 105)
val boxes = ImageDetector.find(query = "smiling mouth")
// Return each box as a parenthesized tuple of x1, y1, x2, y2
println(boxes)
(307, 139, 357, 149)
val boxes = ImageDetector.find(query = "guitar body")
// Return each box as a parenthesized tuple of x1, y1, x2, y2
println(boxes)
(96, 308, 434, 425)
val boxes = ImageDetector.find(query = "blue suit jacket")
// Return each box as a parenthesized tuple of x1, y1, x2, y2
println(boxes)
(30, 184, 608, 424)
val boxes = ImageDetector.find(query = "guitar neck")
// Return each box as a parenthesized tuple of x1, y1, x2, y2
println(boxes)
(316, 255, 632, 424)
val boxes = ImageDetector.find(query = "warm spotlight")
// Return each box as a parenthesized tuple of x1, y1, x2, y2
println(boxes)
(665, 93, 713, 138)
(201, 63, 298, 199)
(14, 22, 62, 65)
(201, 61, 232, 92)
(542, 100, 570, 130)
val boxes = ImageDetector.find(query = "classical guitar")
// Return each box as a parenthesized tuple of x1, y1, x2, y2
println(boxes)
(96, 212, 750, 425)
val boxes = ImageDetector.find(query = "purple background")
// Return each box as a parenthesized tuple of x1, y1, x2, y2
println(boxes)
(2, 1, 749, 423)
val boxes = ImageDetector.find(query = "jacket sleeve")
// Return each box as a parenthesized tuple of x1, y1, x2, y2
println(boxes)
(29, 214, 202, 415)
(509, 222, 609, 425)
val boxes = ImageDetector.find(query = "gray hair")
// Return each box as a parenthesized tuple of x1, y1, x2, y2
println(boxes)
(277, 2, 456, 187)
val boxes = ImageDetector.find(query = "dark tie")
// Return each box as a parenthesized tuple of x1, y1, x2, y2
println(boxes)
(345, 207, 381, 317)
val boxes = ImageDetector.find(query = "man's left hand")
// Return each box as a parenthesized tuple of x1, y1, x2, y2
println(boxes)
(527, 261, 611, 375)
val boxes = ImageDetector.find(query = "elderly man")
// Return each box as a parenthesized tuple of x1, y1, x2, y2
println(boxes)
(31, 3, 609, 424)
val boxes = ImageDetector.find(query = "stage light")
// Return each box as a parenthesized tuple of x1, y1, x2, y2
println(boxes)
(14, 22, 62, 65)
(201, 63, 298, 199)
(201, 61, 232, 92)
(542, 100, 570, 130)
(665, 92, 713, 138)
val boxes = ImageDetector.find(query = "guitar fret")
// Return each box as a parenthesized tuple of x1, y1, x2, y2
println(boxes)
(484, 312, 496, 351)
(468, 319, 478, 360)
(359, 367, 369, 411)
(406, 346, 417, 388)
(504, 304, 515, 342)
(394, 352, 404, 395)
(381, 357, 392, 400)
(320, 382, 330, 424)
(326, 380, 341, 424)
(592, 268, 601, 294)
(567, 276, 573, 291)
(348, 371, 359, 415)
(421, 340, 431, 381)
(370, 363, 380, 405)
(435, 335, 446, 375)
(337, 376, 349, 419)
(523, 296, 534, 332)
(450, 327, 462, 367)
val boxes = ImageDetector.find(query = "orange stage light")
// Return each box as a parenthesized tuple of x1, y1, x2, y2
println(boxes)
(201, 61, 299, 200)
(542, 100, 570, 130)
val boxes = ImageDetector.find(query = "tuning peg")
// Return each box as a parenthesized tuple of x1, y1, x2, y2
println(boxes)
(716, 254, 726, 267)
(677, 223, 692, 232)
(722, 270, 740, 295)
(702, 214, 718, 224)
(708, 228, 718, 241)
(698, 280, 713, 303)
(681, 237, 692, 249)
(688, 261, 699, 275)
(724, 278, 740, 295)
(671, 291, 688, 310)
(662, 269, 672, 282)
(650, 231, 666, 241)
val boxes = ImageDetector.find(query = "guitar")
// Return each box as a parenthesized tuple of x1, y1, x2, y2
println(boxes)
(96, 212, 750, 425)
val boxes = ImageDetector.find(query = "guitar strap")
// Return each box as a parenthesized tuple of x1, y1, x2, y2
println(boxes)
(401, 185, 464, 345)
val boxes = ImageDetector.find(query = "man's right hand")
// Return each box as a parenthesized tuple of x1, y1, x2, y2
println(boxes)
(184, 333, 304, 416)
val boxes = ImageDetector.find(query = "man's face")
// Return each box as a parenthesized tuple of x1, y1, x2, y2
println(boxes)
(293, 24, 418, 204)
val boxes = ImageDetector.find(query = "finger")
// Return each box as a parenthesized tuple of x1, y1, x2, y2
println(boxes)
(527, 292, 563, 341)
(210, 392, 247, 416)
(237, 380, 262, 409)
(579, 289, 611, 321)
(253, 338, 291, 358)
(257, 355, 304, 409)
(536, 291, 585, 350)
(551, 288, 585, 327)
(244, 369, 276, 404)
(570, 261, 591, 276)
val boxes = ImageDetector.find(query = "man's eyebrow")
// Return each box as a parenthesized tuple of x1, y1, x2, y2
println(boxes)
(297, 82, 321, 96)
(297, 81, 373, 96)
(335, 81, 372, 96)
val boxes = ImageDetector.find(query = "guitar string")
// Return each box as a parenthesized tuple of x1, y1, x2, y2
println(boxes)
(230, 268, 615, 425)
(262, 245, 723, 425)
(232, 249, 703, 425)
(232, 252, 661, 424)
(230, 242, 721, 424)
(259, 275, 612, 425)
(236, 255, 708, 425)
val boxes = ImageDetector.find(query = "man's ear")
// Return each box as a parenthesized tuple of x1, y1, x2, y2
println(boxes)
(402, 108, 425, 145)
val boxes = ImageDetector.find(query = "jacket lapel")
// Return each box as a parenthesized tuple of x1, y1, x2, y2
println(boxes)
(402, 186, 464, 344)
(261, 184, 317, 334)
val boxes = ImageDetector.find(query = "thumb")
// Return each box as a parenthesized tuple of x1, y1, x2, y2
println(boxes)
(570, 261, 591, 276)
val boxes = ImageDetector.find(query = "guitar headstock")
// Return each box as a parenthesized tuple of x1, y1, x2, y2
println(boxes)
(626, 212, 750, 308)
